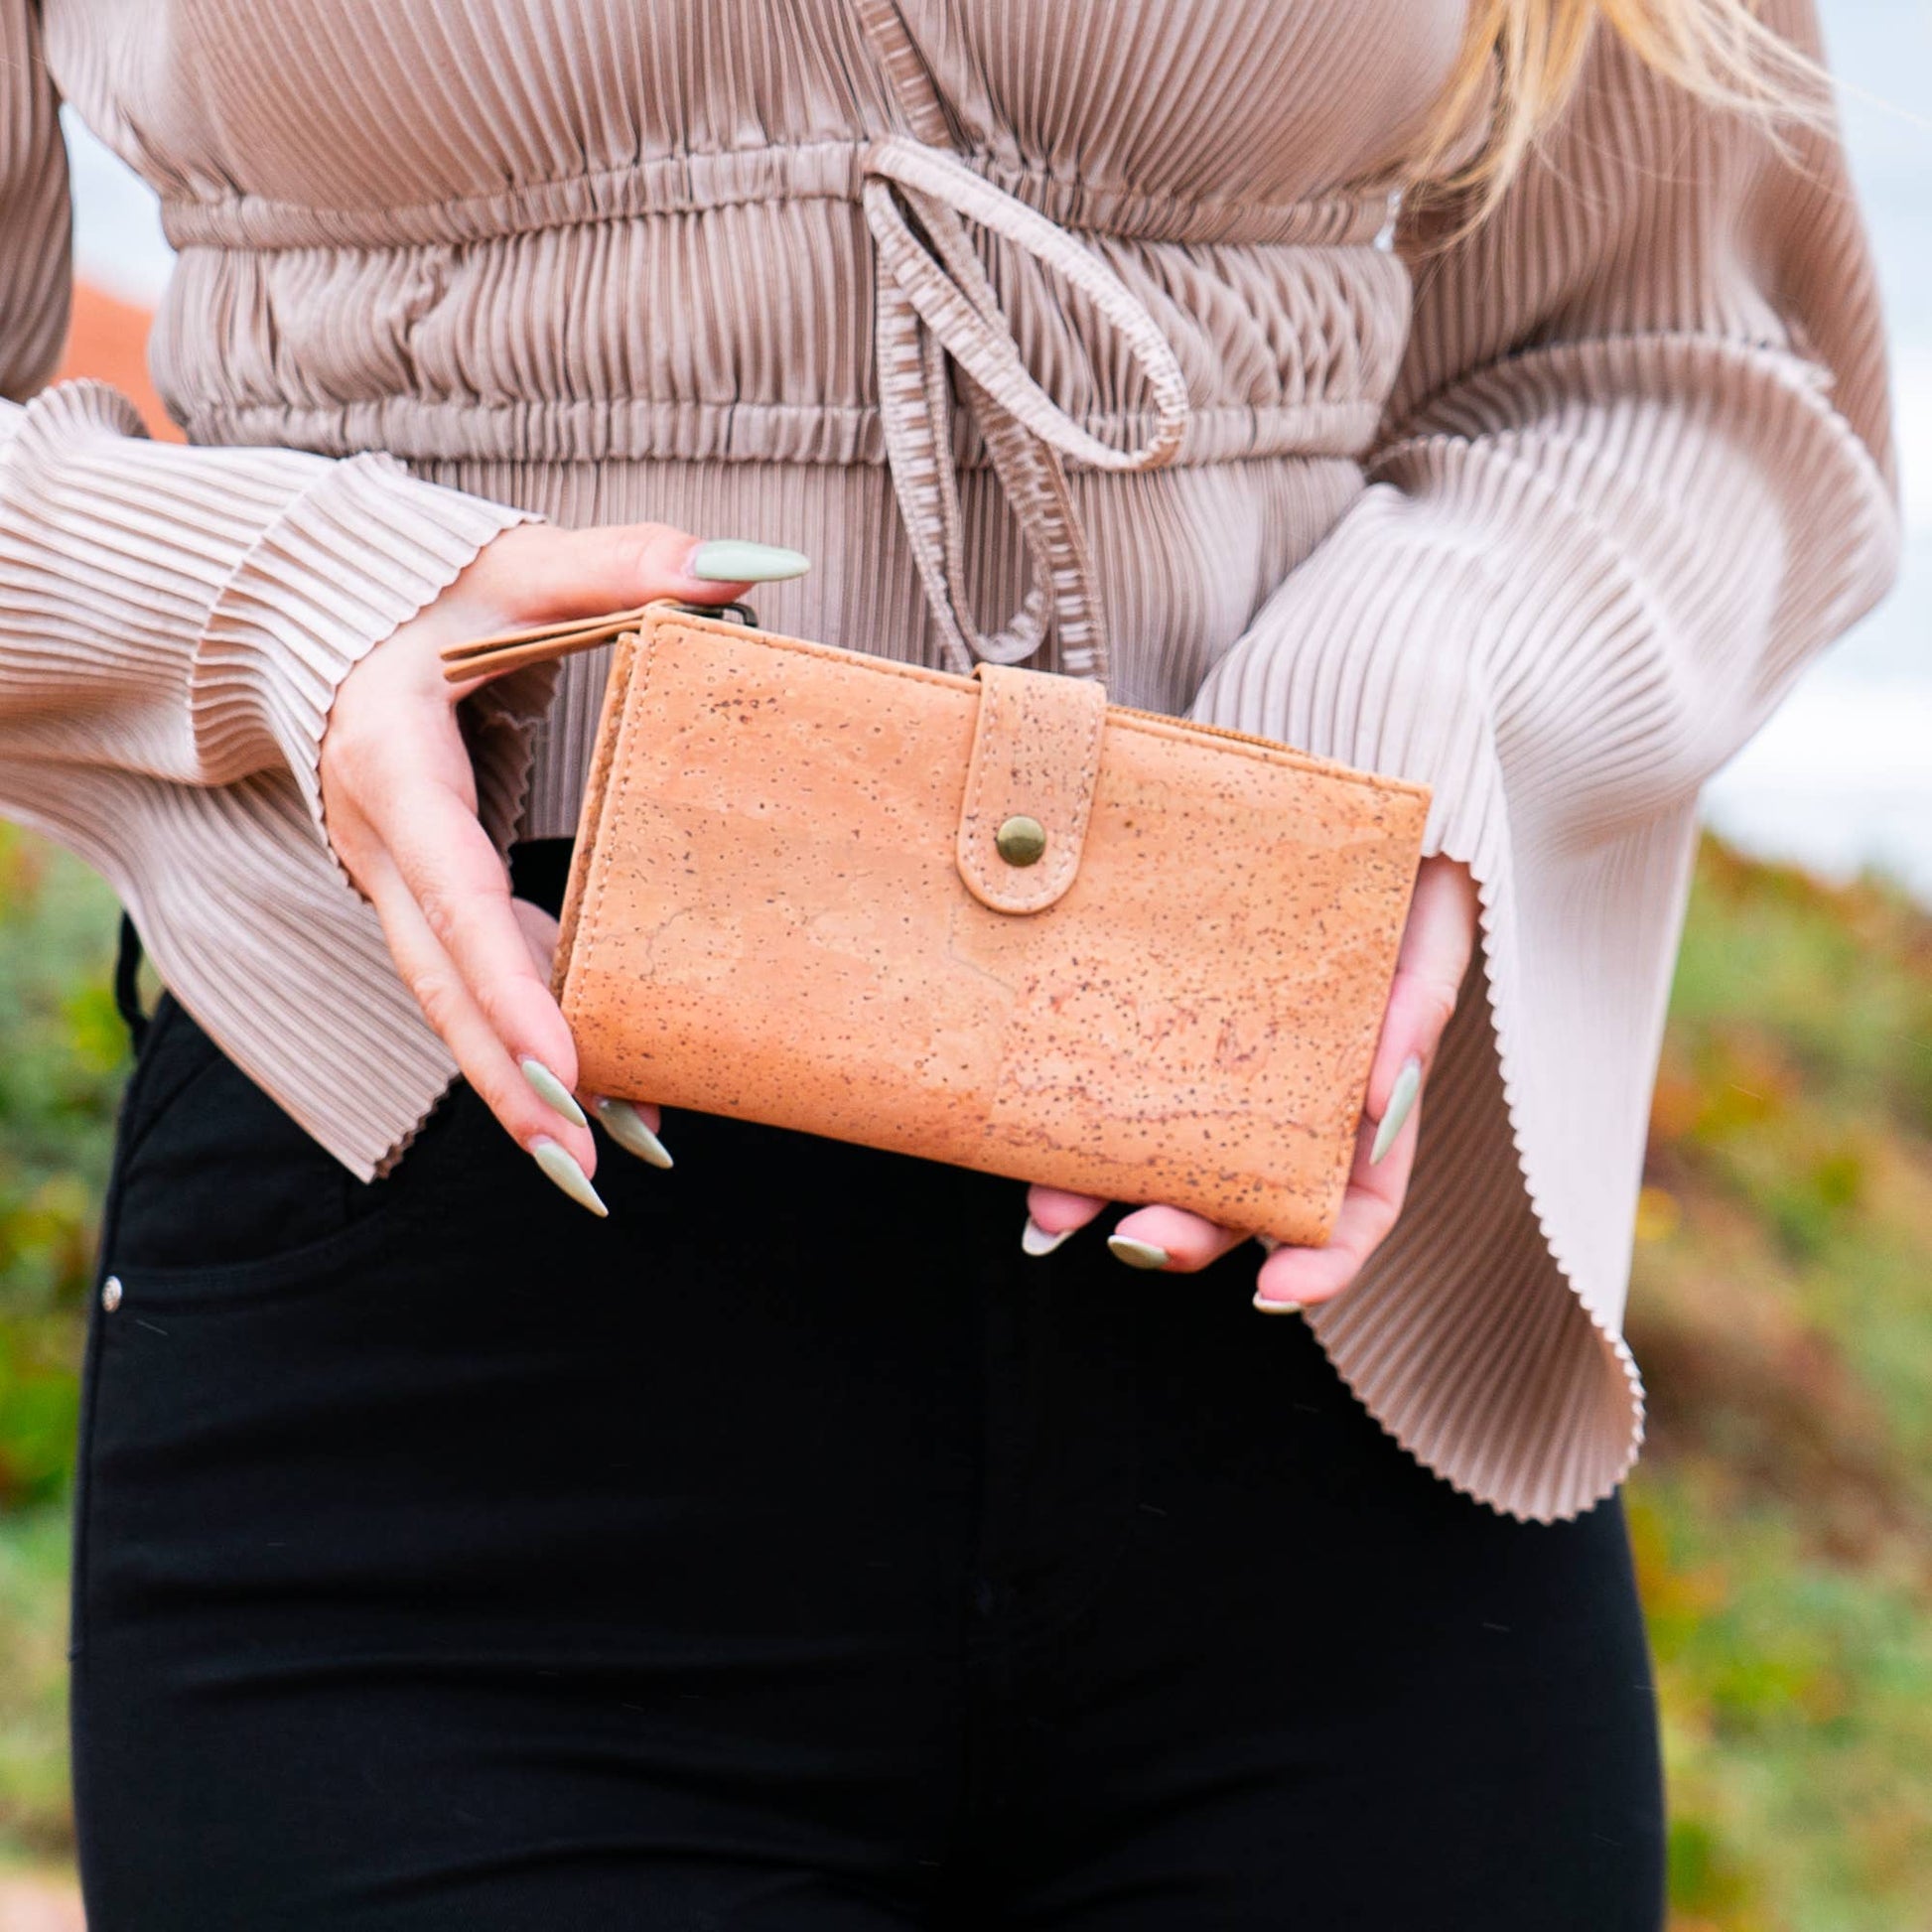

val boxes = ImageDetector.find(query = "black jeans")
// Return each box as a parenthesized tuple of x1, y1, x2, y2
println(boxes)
(70, 860, 1666, 1929)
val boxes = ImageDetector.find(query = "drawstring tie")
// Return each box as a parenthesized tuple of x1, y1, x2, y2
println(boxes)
(859, 135, 1191, 682)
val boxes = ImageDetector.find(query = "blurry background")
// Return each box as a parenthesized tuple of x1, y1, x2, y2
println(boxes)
(2, 5, 1928, 1926)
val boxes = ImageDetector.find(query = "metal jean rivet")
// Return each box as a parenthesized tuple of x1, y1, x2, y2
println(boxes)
(995, 815, 1047, 867)
(101, 1276, 123, 1312)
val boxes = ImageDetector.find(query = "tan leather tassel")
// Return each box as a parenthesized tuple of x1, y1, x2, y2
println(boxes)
(440, 601, 759, 683)
(439, 606, 658, 684)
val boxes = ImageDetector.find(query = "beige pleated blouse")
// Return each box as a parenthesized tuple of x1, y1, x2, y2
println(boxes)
(0, 0, 1899, 1520)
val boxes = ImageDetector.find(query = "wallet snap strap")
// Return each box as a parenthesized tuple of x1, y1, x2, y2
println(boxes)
(955, 662, 1108, 914)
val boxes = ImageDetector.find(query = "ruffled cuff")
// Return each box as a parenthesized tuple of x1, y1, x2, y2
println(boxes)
(191, 451, 533, 831)
(1186, 491, 1650, 1521)
(5, 381, 536, 840)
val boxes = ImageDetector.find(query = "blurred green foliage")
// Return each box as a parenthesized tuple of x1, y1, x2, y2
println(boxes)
(0, 824, 122, 1861)
(0, 826, 1929, 1923)
(0, 826, 122, 1511)
(0, 1510, 73, 1863)
(1628, 841, 1932, 1930)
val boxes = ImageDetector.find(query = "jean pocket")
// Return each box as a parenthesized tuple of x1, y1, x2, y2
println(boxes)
(103, 998, 475, 1296)
(69, 1063, 483, 1662)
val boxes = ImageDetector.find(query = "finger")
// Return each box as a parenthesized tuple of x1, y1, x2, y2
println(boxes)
(1019, 1183, 1108, 1258)
(1254, 1098, 1418, 1311)
(1358, 862, 1475, 1177)
(358, 850, 601, 1191)
(478, 521, 810, 627)
(1106, 1202, 1249, 1274)
(510, 896, 561, 980)
(379, 774, 581, 1096)
(588, 1094, 675, 1170)
(1026, 1184, 1107, 1232)
(513, 894, 672, 1170)
(1365, 858, 1477, 1119)
(1254, 1173, 1406, 1310)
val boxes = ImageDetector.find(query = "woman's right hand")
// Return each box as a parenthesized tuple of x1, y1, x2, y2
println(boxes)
(318, 521, 809, 1214)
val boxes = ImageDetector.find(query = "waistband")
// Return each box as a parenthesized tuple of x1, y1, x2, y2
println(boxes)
(161, 138, 1393, 256)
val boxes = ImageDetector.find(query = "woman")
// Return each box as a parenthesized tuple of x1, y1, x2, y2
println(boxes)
(0, 0, 1898, 1924)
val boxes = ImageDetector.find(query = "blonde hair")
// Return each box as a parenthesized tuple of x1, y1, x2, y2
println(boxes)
(1411, 0, 1828, 212)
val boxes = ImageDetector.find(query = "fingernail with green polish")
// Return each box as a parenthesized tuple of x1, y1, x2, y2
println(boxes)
(1253, 1293, 1306, 1316)
(1370, 1054, 1424, 1167)
(520, 1056, 587, 1130)
(530, 1137, 609, 1218)
(1108, 1235, 1171, 1271)
(688, 539, 812, 583)
(1022, 1216, 1071, 1258)
(594, 1096, 673, 1170)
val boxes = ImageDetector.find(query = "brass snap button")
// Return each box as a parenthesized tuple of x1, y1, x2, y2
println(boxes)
(995, 815, 1047, 868)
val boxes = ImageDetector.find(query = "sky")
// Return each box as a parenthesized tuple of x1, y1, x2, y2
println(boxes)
(1692, 0, 1932, 899)
(55, 0, 1932, 898)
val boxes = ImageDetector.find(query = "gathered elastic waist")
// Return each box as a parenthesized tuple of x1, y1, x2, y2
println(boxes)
(161, 137, 1394, 254)
(174, 394, 1385, 470)
(157, 130, 1411, 684)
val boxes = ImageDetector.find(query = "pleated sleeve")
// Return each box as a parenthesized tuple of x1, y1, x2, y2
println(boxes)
(0, 0, 541, 1177)
(1188, 0, 1900, 1519)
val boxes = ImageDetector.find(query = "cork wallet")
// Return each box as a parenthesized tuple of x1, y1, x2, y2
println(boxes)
(445, 602, 1429, 1244)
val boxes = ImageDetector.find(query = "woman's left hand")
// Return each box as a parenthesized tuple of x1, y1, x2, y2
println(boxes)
(1024, 855, 1480, 1311)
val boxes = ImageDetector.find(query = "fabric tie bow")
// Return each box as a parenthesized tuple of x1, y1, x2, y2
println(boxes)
(859, 135, 1192, 682)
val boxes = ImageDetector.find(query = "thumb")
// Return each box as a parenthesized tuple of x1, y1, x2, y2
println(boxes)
(473, 522, 810, 625)
(1364, 857, 1478, 1165)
